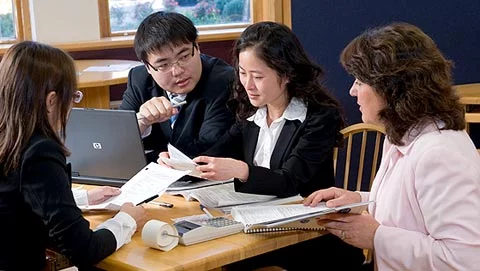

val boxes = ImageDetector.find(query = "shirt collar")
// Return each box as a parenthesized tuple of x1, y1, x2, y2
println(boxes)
(247, 98, 307, 125)
(394, 120, 445, 155)
(165, 90, 187, 102)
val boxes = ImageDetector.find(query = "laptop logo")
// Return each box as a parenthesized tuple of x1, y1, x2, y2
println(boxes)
(92, 142, 102, 149)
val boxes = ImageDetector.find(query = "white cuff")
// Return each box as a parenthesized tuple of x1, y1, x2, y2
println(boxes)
(72, 189, 88, 206)
(95, 211, 137, 250)
(141, 125, 152, 138)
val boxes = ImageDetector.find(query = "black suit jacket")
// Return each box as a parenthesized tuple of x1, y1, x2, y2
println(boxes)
(205, 106, 341, 198)
(0, 133, 116, 270)
(120, 54, 235, 160)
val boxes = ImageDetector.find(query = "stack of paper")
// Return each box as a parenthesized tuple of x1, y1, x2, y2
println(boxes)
(168, 182, 303, 209)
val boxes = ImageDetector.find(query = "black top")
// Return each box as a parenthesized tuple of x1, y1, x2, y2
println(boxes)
(204, 106, 341, 198)
(0, 133, 116, 270)
(120, 54, 235, 160)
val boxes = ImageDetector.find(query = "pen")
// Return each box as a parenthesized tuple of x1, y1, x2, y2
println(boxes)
(148, 201, 174, 208)
(136, 194, 158, 206)
(200, 204, 214, 218)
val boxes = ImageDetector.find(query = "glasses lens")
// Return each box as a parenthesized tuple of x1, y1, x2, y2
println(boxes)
(73, 90, 83, 104)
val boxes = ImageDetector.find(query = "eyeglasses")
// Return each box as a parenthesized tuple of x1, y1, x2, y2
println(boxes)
(72, 90, 83, 104)
(144, 43, 196, 72)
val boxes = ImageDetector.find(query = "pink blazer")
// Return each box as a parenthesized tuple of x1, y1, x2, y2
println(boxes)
(360, 123, 480, 270)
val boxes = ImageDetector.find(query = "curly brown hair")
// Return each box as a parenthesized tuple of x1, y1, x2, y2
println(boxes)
(340, 22, 464, 145)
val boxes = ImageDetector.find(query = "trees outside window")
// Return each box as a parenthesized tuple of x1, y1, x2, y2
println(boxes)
(106, 0, 251, 35)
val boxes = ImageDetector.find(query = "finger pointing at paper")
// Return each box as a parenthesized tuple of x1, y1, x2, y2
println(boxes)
(193, 156, 249, 181)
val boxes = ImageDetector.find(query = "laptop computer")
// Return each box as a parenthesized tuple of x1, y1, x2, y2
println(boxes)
(65, 108, 147, 187)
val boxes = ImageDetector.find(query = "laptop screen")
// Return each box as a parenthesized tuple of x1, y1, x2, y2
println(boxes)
(66, 108, 147, 186)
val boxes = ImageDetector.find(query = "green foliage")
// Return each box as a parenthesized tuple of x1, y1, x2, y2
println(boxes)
(214, 0, 229, 13)
(0, 13, 15, 40)
(222, 0, 245, 23)
(191, 0, 219, 25)
(164, 0, 179, 12)
(177, 0, 198, 6)
(110, 2, 154, 32)
(109, 0, 249, 32)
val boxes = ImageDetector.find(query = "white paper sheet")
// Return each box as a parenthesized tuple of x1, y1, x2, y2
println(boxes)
(161, 143, 202, 178)
(79, 162, 188, 210)
(83, 63, 135, 72)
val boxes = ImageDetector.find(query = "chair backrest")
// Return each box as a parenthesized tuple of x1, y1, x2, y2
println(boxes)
(454, 83, 480, 133)
(334, 123, 385, 191)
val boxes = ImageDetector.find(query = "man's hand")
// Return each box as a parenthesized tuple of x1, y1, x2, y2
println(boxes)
(137, 96, 178, 127)
(87, 186, 121, 205)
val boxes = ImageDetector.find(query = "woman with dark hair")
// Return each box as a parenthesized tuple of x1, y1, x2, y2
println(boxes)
(192, 21, 344, 198)
(305, 22, 480, 270)
(188, 21, 364, 270)
(0, 41, 147, 270)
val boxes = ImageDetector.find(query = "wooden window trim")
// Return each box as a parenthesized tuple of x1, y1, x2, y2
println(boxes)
(98, 0, 291, 41)
(0, 0, 290, 55)
(0, 0, 31, 45)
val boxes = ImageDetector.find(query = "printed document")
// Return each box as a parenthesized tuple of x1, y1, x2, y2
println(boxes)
(79, 162, 188, 210)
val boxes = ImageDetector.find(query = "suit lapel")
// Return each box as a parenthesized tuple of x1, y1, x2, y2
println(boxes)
(244, 122, 260, 163)
(270, 120, 300, 169)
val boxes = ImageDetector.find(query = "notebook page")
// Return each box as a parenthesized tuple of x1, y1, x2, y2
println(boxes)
(231, 203, 329, 225)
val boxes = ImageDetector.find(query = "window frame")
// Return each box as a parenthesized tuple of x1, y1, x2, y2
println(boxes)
(98, 0, 291, 42)
(0, 0, 31, 45)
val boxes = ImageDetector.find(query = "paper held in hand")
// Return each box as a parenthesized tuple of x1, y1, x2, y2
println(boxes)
(160, 143, 202, 178)
(78, 162, 188, 211)
(231, 201, 374, 233)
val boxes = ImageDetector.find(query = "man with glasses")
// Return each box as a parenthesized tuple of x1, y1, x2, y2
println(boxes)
(120, 11, 234, 162)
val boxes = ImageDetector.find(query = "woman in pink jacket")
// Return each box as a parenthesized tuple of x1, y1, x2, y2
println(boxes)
(304, 22, 480, 270)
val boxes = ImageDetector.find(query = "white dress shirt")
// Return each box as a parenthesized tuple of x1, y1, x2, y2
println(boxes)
(247, 98, 307, 168)
(73, 189, 137, 250)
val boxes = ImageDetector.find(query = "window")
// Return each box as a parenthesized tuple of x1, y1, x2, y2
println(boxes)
(0, 0, 29, 44)
(99, 0, 291, 40)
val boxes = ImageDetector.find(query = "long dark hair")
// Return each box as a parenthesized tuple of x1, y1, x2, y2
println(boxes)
(341, 22, 464, 145)
(0, 41, 76, 176)
(231, 21, 344, 130)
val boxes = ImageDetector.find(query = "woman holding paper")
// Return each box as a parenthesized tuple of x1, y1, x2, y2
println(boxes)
(0, 41, 147, 270)
(186, 22, 364, 270)
(304, 23, 480, 270)
(188, 22, 345, 199)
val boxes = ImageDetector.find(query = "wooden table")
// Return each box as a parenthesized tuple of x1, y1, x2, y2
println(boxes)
(75, 59, 142, 109)
(84, 193, 324, 271)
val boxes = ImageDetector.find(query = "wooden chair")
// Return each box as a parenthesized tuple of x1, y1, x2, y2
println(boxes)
(454, 83, 480, 134)
(334, 123, 385, 265)
(334, 123, 385, 191)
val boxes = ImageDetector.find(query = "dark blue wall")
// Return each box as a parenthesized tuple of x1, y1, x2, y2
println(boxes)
(292, 0, 480, 125)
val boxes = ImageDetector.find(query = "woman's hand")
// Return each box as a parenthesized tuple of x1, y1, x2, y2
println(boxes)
(303, 187, 361, 207)
(156, 151, 172, 168)
(87, 186, 121, 205)
(120, 203, 148, 230)
(193, 156, 249, 181)
(318, 212, 380, 249)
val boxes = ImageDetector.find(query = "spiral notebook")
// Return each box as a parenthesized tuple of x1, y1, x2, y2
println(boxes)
(230, 201, 373, 233)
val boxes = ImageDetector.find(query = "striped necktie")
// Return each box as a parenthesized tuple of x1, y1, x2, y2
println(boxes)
(168, 93, 185, 127)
